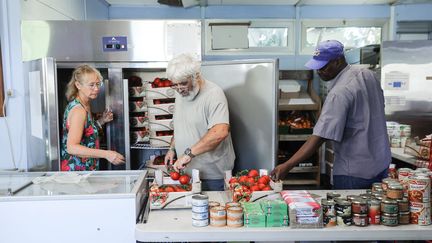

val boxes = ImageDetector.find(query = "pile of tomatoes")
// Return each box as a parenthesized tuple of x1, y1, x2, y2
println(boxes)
(151, 78, 173, 88)
(228, 169, 272, 202)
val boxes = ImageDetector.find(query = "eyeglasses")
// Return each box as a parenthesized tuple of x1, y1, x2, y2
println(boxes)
(170, 81, 189, 89)
(84, 82, 103, 90)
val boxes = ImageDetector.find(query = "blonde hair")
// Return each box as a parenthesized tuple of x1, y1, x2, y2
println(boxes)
(65, 65, 103, 101)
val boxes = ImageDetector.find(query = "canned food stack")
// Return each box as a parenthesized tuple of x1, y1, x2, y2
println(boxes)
(260, 199, 289, 227)
(408, 172, 431, 225)
(281, 190, 323, 229)
(386, 121, 411, 148)
(128, 76, 150, 145)
(321, 198, 336, 227)
(351, 198, 369, 227)
(192, 195, 209, 227)
(335, 199, 352, 226)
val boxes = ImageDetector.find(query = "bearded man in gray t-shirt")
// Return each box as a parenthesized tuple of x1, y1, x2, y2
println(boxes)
(164, 53, 235, 191)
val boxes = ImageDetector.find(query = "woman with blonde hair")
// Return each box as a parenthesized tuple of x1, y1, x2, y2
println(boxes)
(60, 64, 124, 171)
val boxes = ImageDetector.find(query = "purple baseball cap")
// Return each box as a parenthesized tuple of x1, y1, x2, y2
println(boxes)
(305, 40, 344, 70)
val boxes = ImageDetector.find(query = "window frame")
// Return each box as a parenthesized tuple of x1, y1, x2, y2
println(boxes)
(204, 19, 295, 55)
(300, 19, 389, 55)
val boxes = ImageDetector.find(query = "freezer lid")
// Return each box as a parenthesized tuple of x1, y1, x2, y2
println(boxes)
(0, 170, 147, 199)
(201, 59, 279, 172)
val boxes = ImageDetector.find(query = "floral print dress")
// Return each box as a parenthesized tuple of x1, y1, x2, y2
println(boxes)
(60, 99, 100, 171)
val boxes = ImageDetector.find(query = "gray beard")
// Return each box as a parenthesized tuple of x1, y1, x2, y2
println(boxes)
(179, 84, 200, 102)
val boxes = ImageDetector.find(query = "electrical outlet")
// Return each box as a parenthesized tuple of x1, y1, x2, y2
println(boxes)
(6, 89, 14, 97)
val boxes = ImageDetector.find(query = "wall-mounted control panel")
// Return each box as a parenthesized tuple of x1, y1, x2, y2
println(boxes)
(102, 36, 128, 52)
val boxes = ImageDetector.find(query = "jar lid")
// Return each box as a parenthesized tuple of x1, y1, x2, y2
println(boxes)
(352, 198, 367, 204)
(321, 199, 335, 205)
(382, 198, 398, 204)
(369, 199, 381, 205)
(353, 213, 368, 217)
(336, 199, 351, 206)
(388, 183, 403, 190)
(382, 213, 398, 217)
(397, 197, 408, 203)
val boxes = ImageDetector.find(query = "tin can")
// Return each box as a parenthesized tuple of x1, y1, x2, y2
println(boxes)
(225, 202, 241, 209)
(372, 182, 383, 192)
(210, 206, 227, 227)
(346, 195, 360, 202)
(210, 206, 227, 218)
(398, 168, 413, 182)
(192, 211, 209, 220)
(321, 199, 336, 217)
(397, 197, 409, 212)
(208, 201, 220, 209)
(323, 216, 337, 227)
(327, 192, 341, 200)
(382, 178, 398, 191)
(360, 193, 372, 200)
(381, 198, 399, 214)
(353, 213, 368, 227)
(368, 199, 381, 225)
(398, 211, 410, 225)
(352, 199, 368, 214)
(192, 195, 209, 207)
(336, 215, 352, 226)
(335, 199, 352, 217)
(381, 213, 398, 226)
(408, 174, 431, 203)
(193, 205, 209, 213)
(418, 203, 431, 226)
(387, 183, 404, 199)
(192, 218, 209, 227)
(226, 206, 243, 227)
(410, 201, 424, 224)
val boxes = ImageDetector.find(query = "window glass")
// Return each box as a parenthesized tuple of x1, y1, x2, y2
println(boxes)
(248, 27, 288, 47)
(305, 27, 381, 50)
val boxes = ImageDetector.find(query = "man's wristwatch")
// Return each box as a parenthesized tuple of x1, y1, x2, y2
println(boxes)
(184, 148, 196, 158)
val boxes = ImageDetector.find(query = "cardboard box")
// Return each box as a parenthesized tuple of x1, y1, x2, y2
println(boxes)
(145, 83, 176, 99)
(150, 169, 201, 209)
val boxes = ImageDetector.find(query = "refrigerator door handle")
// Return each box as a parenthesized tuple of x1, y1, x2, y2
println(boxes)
(104, 78, 111, 151)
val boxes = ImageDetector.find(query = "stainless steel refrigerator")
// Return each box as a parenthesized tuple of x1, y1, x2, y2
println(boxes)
(381, 40, 432, 137)
(22, 20, 278, 172)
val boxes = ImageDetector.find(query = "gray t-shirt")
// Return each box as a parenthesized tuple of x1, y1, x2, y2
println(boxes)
(313, 65, 391, 179)
(173, 80, 235, 180)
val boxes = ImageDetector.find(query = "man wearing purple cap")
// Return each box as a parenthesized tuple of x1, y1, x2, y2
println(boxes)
(271, 40, 391, 189)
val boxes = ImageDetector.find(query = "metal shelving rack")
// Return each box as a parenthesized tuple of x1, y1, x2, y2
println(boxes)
(278, 70, 322, 186)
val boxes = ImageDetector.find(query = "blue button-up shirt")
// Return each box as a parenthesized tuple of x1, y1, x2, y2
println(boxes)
(313, 65, 391, 179)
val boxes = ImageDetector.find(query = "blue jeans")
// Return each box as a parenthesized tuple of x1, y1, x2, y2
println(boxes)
(201, 179, 225, 191)
(333, 169, 388, 189)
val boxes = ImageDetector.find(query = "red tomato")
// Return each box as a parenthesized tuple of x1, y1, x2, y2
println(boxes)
(229, 177, 238, 184)
(238, 175, 248, 184)
(170, 171, 180, 181)
(262, 186, 272, 191)
(258, 176, 269, 185)
(165, 186, 175, 192)
(246, 177, 255, 185)
(248, 169, 259, 178)
(250, 185, 260, 192)
(258, 183, 266, 190)
(261, 175, 271, 184)
(179, 175, 190, 185)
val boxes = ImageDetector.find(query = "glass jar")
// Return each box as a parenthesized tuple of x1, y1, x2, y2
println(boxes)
(387, 183, 404, 199)
(397, 198, 409, 212)
(352, 199, 368, 214)
(381, 213, 398, 226)
(398, 211, 410, 225)
(381, 198, 399, 214)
